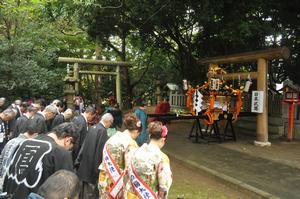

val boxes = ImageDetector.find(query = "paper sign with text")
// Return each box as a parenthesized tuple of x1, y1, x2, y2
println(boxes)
(251, 91, 264, 113)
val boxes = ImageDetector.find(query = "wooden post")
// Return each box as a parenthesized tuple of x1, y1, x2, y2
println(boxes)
(287, 103, 295, 141)
(116, 66, 122, 109)
(254, 58, 271, 146)
(73, 63, 79, 94)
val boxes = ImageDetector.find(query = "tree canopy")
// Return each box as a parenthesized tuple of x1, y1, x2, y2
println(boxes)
(1, 0, 300, 105)
(0, 0, 94, 102)
(77, 0, 300, 85)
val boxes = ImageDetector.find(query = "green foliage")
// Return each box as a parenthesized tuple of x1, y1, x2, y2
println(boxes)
(101, 1, 300, 86)
(127, 38, 177, 103)
(1, 0, 300, 104)
(0, 0, 95, 102)
(0, 39, 63, 100)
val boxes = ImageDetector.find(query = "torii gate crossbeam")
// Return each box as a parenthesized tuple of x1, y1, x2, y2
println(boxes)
(58, 57, 132, 110)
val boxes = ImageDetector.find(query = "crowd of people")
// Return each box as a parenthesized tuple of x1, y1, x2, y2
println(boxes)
(0, 97, 172, 199)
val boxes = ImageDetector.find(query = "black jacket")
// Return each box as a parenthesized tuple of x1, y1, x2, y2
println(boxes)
(3, 134, 73, 199)
(30, 113, 47, 134)
(13, 115, 29, 138)
(72, 114, 87, 161)
(76, 123, 108, 184)
(50, 114, 64, 130)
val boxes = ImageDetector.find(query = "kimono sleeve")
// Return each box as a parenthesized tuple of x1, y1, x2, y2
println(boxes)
(124, 141, 138, 169)
(157, 153, 172, 198)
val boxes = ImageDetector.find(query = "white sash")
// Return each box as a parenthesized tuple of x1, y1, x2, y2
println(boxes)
(103, 146, 124, 198)
(128, 162, 158, 199)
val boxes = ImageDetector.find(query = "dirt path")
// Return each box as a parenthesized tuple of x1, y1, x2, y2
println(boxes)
(168, 156, 250, 199)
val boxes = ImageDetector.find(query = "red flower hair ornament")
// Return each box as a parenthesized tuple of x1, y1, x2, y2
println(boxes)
(161, 126, 168, 138)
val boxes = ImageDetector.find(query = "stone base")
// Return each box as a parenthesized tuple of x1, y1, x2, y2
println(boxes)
(254, 140, 271, 147)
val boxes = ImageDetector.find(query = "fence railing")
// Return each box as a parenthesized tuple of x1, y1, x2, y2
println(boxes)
(169, 92, 186, 108)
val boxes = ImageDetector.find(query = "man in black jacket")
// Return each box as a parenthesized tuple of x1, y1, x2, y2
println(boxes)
(3, 122, 79, 199)
(29, 105, 57, 134)
(7, 100, 22, 139)
(76, 113, 113, 199)
(13, 105, 36, 138)
(72, 106, 96, 161)
(0, 109, 16, 153)
(50, 108, 73, 130)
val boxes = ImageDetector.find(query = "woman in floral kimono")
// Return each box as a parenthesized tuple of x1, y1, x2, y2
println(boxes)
(98, 113, 141, 199)
(126, 121, 172, 199)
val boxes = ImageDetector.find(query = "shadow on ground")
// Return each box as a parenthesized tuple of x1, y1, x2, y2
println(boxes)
(164, 120, 300, 199)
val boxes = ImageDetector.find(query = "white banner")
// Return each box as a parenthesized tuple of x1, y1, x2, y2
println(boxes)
(128, 162, 158, 199)
(251, 91, 264, 113)
(103, 147, 123, 198)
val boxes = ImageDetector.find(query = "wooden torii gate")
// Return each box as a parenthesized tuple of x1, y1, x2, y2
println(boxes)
(58, 57, 132, 110)
(197, 47, 290, 146)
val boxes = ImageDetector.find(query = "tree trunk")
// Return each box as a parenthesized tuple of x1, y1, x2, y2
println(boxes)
(95, 37, 101, 60)
(95, 38, 102, 104)
(121, 31, 133, 109)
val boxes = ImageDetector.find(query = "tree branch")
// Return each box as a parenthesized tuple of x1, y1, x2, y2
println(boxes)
(130, 49, 154, 88)
(3, 18, 11, 40)
(102, 40, 123, 57)
(60, 30, 85, 36)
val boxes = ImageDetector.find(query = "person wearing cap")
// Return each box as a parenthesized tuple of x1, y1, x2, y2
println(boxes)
(134, 100, 148, 146)
(125, 121, 172, 199)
